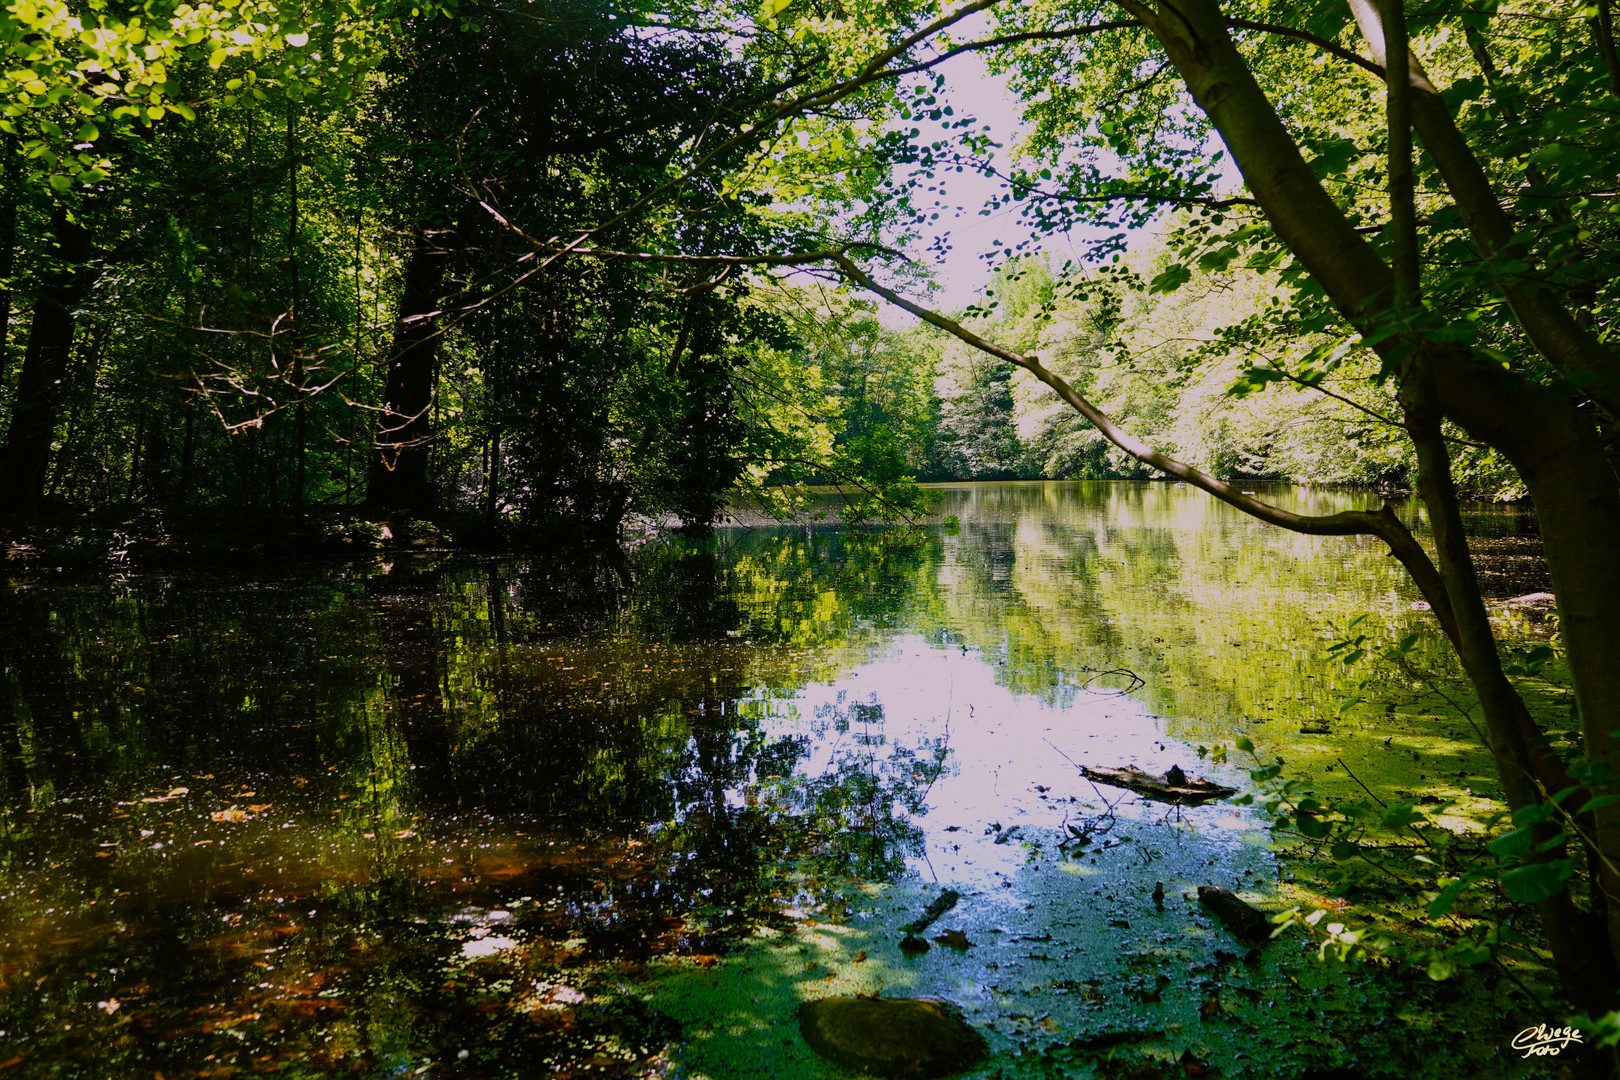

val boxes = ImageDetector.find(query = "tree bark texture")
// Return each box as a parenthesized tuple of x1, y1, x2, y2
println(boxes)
(0, 205, 98, 520)
(365, 226, 454, 513)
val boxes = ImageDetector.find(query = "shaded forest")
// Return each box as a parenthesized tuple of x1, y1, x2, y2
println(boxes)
(0, 0, 1533, 550)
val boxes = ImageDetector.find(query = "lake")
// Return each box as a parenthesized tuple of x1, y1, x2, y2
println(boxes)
(0, 481, 1555, 1078)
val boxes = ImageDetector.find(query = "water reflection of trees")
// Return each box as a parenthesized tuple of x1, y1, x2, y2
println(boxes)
(0, 536, 963, 1077)
(0, 484, 1530, 1076)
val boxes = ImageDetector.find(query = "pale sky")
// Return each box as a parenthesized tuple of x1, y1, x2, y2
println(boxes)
(873, 20, 1243, 323)
(902, 46, 1045, 315)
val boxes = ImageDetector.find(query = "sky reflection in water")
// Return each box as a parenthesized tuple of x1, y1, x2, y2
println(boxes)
(0, 481, 1549, 1078)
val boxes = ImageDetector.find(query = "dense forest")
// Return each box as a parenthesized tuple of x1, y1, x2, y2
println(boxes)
(4, 0, 1620, 1060)
(0, 0, 1547, 547)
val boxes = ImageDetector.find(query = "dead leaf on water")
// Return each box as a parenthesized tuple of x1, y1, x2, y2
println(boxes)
(211, 809, 251, 823)
(933, 929, 974, 950)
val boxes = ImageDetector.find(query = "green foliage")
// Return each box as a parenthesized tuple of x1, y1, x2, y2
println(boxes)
(1225, 616, 1610, 1012)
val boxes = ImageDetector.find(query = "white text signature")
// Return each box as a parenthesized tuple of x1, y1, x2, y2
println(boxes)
(1512, 1024, 1584, 1058)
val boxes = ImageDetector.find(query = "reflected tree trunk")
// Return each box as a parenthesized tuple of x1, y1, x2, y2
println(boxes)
(371, 568, 459, 807)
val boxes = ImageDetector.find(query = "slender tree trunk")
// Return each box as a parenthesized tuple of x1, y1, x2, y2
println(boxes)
(45, 322, 107, 501)
(1592, 0, 1620, 97)
(179, 397, 196, 505)
(287, 100, 306, 513)
(485, 428, 501, 527)
(365, 225, 454, 513)
(126, 411, 144, 504)
(1095, 0, 1620, 1010)
(0, 139, 19, 397)
(0, 206, 98, 521)
(347, 212, 364, 506)
(1404, 362, 1616, 1012)
(266, 412, 281, 511)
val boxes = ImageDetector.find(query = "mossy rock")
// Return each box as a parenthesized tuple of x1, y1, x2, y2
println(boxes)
(797, 996, 988, 1078)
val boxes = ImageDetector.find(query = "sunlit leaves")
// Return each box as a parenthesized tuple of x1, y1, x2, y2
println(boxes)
(1147, 262, 1190, 295)
(0, 0, 463, 188)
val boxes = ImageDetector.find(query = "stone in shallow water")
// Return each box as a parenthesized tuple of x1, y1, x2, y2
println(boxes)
(797, 996, 988, 1078)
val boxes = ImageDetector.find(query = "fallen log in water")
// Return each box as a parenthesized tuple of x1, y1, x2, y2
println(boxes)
(1196, 885, 1276, 945)
(1079, 763, 1237, 803)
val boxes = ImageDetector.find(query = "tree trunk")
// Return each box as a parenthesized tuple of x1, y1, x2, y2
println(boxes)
(1101, 0, 1620, 1009)
(0, 205, 98, 521)
(286, 99, 306, 513)
(0, 139, 19, 397)
(179, 396, 196, 505)
(365, 226, 454, 514)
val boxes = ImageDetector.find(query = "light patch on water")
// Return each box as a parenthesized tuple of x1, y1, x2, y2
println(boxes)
(460, 935, 518, 959)
(633, 635, 1302, 1077)
(765, 634, 1255, 898)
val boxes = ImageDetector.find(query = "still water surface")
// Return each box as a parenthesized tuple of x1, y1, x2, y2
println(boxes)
(0, 482, 1549, 1078)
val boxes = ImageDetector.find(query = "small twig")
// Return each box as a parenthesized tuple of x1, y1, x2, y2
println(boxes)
(1337, 756, 1389, 808)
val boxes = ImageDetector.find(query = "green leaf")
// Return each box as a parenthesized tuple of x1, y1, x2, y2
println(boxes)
(1500, 860, 1575, 903)
(1148, 264, 1191, 295)
(1487, 826, 1533, 860)
(1427, 958, 1455, 981)
(1380, 802, 1422, 829)
(1308, 137, 1358, 176)
(1227, 365, 1284, 399)
(1428, 877, 1470, 919)
(1197, 245, 1237, 273)
(1295, 813, 1328, 839)
(47, 172, 70, 192)
(1234, 736, 1254, 754)
(208, 47, 228, 69)
(1513, 802, 1558, 827)
(1576, 794, 1620, 816)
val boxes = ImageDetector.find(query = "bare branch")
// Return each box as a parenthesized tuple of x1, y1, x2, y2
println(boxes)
(1224, 16, 1385, 78)
(825, 251, 1463, 643)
